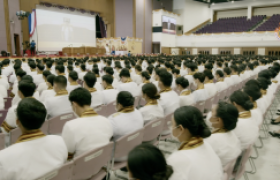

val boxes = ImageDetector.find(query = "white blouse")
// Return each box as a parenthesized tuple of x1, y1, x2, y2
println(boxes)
(179, 89, 195, 106)
(139, 104, 164, 124)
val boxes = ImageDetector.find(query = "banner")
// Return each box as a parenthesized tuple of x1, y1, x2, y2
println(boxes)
(28, 9, 37, 37)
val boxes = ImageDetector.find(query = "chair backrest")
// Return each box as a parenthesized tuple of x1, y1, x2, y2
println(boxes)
(48, 113, 75, 135)
(36, 161, 73, 180)
(194, 101, 205, 113)
(213, 92, 220, 105)
(72, 142, 114, 180)
(4, 97, 12, 109)
(0, 110, 8, 126)
(162, 113, 173, 131)
(143, 118, 165, 142)
(0, 133, 5, 150)
(41, 121, 49, 135)
(94, 105, 107, 117)
(234, 145, 253, 179)
(114, 128, 144, 159)
(106, 101, 116, 117)
(204, 96, 215, 111)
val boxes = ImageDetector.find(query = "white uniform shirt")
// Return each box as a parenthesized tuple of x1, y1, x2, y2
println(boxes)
(62, 115, 113, 158)
(167, 141, 223, 180)
(131, 74, 142, 85)
(37, 82, 48, 94)
(139, 104, 164, 124)
(224, 76, 234, 87)
(117, 82, 138, 97)
(108, 109, 144, 140)
(251, 107, 263, 127)
(0, 136, 67, 180)
(0, 105, 18, 133)
(152, 81, 160, 92)
(44, 94, 72, 119)
(204, 83, 218, 98)
(90, 91, 104, 108)
(179, 89, 195, 106)
(215, 81, 228, 92)
(32, 74, 45, 86)
(158, 90, 180, 116)
(78, 72, 87, 80)
(2, 67, 13, 76)
(184, 75, 196, 90)
(12, 91, 40, 106)
(205, 131, 242, 166)
(66, 84, 81, 93)
(192, 88, 208, 103)
(102, 89, 119, 104)
(40, 89, 56, 103)
(233, 113, 259, 150)
(28, 71, 37, 76)
(0, 85, 7, 98)
(0, 78, 9, 90)
(231, 75, 242, 85)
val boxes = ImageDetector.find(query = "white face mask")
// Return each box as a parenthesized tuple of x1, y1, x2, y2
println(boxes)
(170, 126, 182, 142)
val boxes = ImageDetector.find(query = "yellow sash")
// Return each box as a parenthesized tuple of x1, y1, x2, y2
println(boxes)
(159, 88, 172, 94)
(143, 80, 150, 84)
(167, 68, 171, 72)
(212, 128, 227, 134)
(136, 72, 141, 75)
(239, 111, 251, 119)
(31, 69, 36, 72)
(196, 84, 204, 90)
(205, 80, 213, 84)
(178, 137, 204, 150)
(15, 130, 46, 144)
(125, 78, 132, 83)
(119, 106, 134, 113)
(96, 74, 100, 78)
(48, 87, 53, 90)
(70, 82, 79, 86)
(176, 75, 181, 78)
(180, 90, 191, 96)
(81, 108, 98, 117)
(145, 99, 158, 106)
(37, 72, 43, 74)
(88, 88, 97, 93)
(105, 85, 114, 90)
(272, 80, 278, 83)
(261, 89, 267, 95)
(218, 78, 224, 82)
(1, 121, 16, 133)
(59, 73, 66, 76)
(226, 75, 231, 77)
(55, 89, 68, 96)
(188, 72, 195, 75)
(253, 101, 258, 109)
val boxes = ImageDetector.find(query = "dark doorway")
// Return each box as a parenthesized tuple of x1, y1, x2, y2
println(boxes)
(14, 34, 20, 56)
(152, 43, 160, 54)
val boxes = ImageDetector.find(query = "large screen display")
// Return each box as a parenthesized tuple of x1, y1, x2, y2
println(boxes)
(162, 16, 176, 35)
(36, 8, 96, 51)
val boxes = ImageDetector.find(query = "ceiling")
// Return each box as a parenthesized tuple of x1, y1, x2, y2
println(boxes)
(193, 0, 244, 4)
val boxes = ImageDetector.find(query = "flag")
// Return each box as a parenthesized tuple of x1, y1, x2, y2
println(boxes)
(28, 9, 37, 37)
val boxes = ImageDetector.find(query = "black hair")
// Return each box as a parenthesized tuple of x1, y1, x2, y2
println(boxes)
(69, 87, 91, 106)
(141, 71, 151, 80)
(80, 64, 86, 71)
(205, 63, 213, 70)
(69, 71, 78, 81)
(17, 98, 46, 130)
(21, 75, 33, 83)
(135, 65, 142, 72)
(257, 77, 270, 90)
(174, 106, 211, 138)
(215, 70, 224, 78)
(18, 80, 36, 97)
(16, 69, 27, 78)
(55, 65, 65, 73)
(216, 101, 238, 131)
(105, 67, 114, 76)
(203, 69, 214, 80)
(29, 62, 36, 69)
(158, 71, 172, 87)
(193, 72, 205, 83)
(53, 75, 67, 88)
(230, 90, 253, 111)
(67, 65, 73, 71)
(175, 76, 189, 88)
(142, 83, 160, 100)
(47, 75, 56, 86)
(102, 75, 113, 85)
(172, 68, 180, 75)
(46, 61, 53, 69)
(43, 70, 52, 78)
(248, 63, 254, 70)
(186, 62, 197, 71)
(37, 64, 45, 71)
(119, 68, 131, 78)
(243, 84, 262, 101)
(116, 91, 134, 107)
(128, 144, 173, 180)
(83, 72, 96, 88)
(258, 70, 272, 80)
(92, 67, 99, 76)
(223, 67, 232, 75)
(230, 65, 238, 72)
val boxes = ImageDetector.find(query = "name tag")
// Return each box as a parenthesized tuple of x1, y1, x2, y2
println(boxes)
(84, 150, 103, 162)
(152, 121, 161, 128)
(37, 170, 58, 180)
(127, 133, 139, 141)
(60, 114, 73, 120)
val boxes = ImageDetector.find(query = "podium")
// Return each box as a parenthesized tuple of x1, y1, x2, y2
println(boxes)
(62, 47, 73, 56)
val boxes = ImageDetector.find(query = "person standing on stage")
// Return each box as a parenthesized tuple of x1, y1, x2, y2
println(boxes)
(30, 40, 36, 56)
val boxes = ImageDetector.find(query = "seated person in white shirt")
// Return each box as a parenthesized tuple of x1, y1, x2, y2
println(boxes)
(127, 144, 174, 180)
(229, 91, 259, 150)
(67, 71, 81, 93)
(40, 74, 56, 103)
(205, 102, 242, 167)
(158, 70, 180, 116)
(74, 61, 81, 74)
(215, 70, 228, 92)
(55, 65, 67, 77)
(203, 69, 218, 98)
(45, 60, 54, 74)
(117, 68, 138, 97)
(92, 67, 102, 83)
(78, 64, 87, 80)
(37, 70, 52, 94)
(192, 72, 208, 103)
(139, 83, 164, 124)
(10, 69, 26, 97)
(230, 65, 242, 85)
(9, 62, 21, 84)
(0, 68, 9, 90)
(33, 64, 45, 86)
(108, 91, 144, 141)
(28, 61, 37, 76)
(184, 62, 197, 91)
(167, 106, 223, 180)
(62, 88, 113, 160)
(101, 75, 119, 105)
(132, 65, 143, 85)
(44, 75, 72, 119)
(105, 66, 120, 88)
(67, 65, 73, 74)
(83, 72, 104, 108)
(223, 67, 234, 87)
(175, 76, 195, 106)
(1, 80, 36, 134)
(0, 98, 67, 180)
(1, 59, 13, 76)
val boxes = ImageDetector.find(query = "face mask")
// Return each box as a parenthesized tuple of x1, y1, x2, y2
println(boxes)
(170, 126, 182, 142)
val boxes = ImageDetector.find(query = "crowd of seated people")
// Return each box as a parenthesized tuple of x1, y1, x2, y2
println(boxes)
(0, 54, 279, 180)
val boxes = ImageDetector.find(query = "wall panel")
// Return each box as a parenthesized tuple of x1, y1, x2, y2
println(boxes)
(0, 0, 7, 51)
(135, 0, 145, 51)
(115, 0, 133, 37)
(144, 0, 152, 53)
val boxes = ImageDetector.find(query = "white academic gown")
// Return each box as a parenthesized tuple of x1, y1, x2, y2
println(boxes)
(179, 89, 195, 106)
(102, 89, 119, 104)
(117, 81, 139, 97)
(139, 103, 164, 124)
(204, 82, 218, 98)
(44, 94, 72, 119)
(158, 90, 180, 116)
